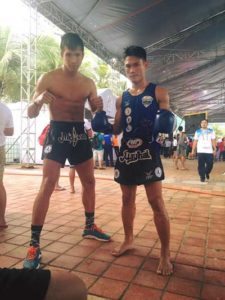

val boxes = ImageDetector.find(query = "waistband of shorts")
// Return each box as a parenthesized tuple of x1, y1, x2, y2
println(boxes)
(50, 120, 85, 130)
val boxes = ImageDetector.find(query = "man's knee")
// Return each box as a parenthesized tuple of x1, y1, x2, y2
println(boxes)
(122, 194, 135, 207)
(82, 176, 95, 189)
(66, 273, 87, 300)
(149, 196, 166, 214)
(45, 270, 87, 300)
(42, 176, 58, 190)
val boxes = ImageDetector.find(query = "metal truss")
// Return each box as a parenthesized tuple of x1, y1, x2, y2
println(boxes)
(145, 9, 225, 54)
(160, 57, 225, 85)
(21, 0, 124, 73)
(20, 1, 37, 166)
(148, 48, 225, 65)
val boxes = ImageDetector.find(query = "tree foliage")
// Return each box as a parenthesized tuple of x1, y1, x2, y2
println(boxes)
(212, 124, 225, 138)
(0, 25, 127, 102)
(0, 27, 21, 101)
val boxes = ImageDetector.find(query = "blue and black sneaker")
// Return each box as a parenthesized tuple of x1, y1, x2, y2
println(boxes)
(82, 224, 111, 242)
(23, 246, 42, 269)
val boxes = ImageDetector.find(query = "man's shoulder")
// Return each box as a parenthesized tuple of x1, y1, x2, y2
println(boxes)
(155, 85, 168, 94)
(195, 128, 202, 134)
(48, 68, 63, 78)
(38, 70, 58, 83)
(80, 74, 95, 88)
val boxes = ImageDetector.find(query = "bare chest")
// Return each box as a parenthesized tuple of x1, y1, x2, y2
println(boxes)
(50, 80, 90, 102)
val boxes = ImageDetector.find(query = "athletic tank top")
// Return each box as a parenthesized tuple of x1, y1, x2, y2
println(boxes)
(121, 83, 159, 141)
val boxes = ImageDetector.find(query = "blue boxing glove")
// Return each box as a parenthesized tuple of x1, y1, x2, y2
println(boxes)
(153, 109, 176, 136)
(91, 111, 113, 134)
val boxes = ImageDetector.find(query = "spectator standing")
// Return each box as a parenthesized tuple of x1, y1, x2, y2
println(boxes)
(112, 134, 120, 158)
(103, 133, 114, 167)
(175, 126, 188, 169)
(191, 119, 216, 183)
(218, 137, 225, 161)
(0, 101, 14, 229)
(92, 132, 105, 169)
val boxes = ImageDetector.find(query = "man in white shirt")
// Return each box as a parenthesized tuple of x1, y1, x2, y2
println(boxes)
(191, 119, 216, 183)
(0, 101, 14, 228)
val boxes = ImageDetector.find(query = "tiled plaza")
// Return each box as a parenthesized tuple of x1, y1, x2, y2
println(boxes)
(1, 159, 225, 299)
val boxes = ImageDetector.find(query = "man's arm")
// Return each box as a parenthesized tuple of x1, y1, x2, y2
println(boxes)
(27, 74, 55, 119)
(113, 97, 123, 135)
(212, 138, 217, 155)
(87, 79, 103, 113)
(155, 86, 170, 110)
(191, 139, 198, 155)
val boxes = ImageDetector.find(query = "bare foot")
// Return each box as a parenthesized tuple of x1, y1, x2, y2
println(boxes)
(70, 188, 76, 194)
(111, 241, 134, 257)
(157, 257, 173, 276)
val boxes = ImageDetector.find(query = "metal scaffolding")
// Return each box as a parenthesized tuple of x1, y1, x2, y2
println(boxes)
(22, 0, 124, 73)
(145, 9, 225, 54)
(20, 0, 37, 167)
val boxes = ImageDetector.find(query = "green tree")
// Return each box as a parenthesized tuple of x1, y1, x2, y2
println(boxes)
(0, 25, 127, 102)
(0, 26, 21, 102)
(0, 27, 62, 102)
(36, 35, 61, 76)
(212, 124, 225, 138)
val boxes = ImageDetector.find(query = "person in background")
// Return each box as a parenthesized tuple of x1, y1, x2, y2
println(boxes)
(172, 135, 178, 159)
(218, 137, 225, 161)
(191, 119, 216, 183)
(174, 126, 188, 170)
(163, 137, 172, 158)
(112, 134, 120, 158)
(0, 100, 14, 229)
(186, 137, 193, 159)
(103, 133, 114, 167)
(92, 132, 105, 169)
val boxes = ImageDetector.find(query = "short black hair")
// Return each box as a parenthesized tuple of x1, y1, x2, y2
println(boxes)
(123, 46, 147, 61)
(201, 119, 208, 123)
(60, 32, 84, 52)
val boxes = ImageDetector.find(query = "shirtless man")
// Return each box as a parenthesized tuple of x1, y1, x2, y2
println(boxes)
(112, 46, 173, 275)
(23, 32, 110, 270)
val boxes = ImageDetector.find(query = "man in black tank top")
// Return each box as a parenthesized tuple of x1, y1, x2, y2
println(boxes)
(112, 46, 173, 276)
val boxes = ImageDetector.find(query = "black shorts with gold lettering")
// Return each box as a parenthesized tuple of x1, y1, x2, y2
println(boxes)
(42, 121, 93, 166)
(114, 138, 164, 185)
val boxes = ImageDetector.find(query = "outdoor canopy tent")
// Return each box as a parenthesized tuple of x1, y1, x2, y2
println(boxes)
(23, 0, 225, 122)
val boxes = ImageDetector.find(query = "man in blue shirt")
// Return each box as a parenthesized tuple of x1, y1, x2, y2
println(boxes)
(103, 133, 114, 167)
